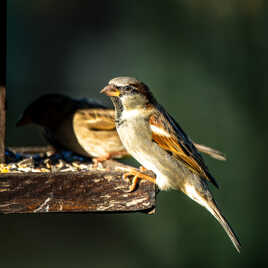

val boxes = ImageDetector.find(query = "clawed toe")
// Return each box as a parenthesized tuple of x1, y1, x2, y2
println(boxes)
(122, 169, 156, 192)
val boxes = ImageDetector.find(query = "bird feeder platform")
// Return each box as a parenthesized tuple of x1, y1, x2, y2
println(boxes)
(0, 88, 156, 214)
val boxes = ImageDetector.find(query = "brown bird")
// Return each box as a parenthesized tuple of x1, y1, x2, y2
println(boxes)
(101, 76, 241, 252)
(16, 94, 127, 161)
(17, 94, 226, 162)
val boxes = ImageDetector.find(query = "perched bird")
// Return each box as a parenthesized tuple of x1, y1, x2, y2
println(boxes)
(16, 94, 127, 161)
(17, 94, 226, 162)
(101, 77, 241, 252)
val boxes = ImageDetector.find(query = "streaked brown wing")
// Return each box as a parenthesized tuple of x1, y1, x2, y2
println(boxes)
(75, 109, 116, 130)
(149, 109, 219, 188)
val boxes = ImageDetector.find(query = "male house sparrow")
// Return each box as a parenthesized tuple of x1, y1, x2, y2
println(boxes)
(16, 94, 127, 161)
(17, 94, 226, 162)
(101, 77, 241, 252)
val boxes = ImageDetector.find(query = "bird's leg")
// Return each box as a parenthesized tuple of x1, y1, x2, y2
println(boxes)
(122, 169, 156, 192)
(92, 154, 110, 167)
(92, 150, 129, 166)
(108, 150, 129, 159)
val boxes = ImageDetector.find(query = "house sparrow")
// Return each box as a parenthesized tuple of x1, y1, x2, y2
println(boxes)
(101, 77, 240, 252)
(16, 94, 128, 161)
(17, 94, 225, 162)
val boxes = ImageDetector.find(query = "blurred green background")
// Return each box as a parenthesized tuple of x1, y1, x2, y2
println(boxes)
(4, 0, 268, 267)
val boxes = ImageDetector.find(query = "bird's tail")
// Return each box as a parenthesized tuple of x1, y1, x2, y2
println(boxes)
(182, 183, 241, 252)
(194, 143, 226, 161)
(205, 199, 241, 253)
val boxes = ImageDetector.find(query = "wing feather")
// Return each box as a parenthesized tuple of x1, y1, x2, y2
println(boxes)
(149, 107, 219, 188)
(75, 109, 116, 130)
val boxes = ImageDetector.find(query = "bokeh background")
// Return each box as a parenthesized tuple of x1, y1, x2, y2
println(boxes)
(4, 0, 268, 267)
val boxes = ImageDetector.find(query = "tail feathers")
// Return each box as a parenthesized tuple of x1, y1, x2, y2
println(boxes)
(194, 143, 226, 161)
(206, 200, 241, 253)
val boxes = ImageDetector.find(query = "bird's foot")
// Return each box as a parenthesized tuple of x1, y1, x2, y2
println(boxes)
(92, 155, 109, 168)
(92, 150, 129, 167)
(92, 154, 110, 165)
(122, 169, 156, 192)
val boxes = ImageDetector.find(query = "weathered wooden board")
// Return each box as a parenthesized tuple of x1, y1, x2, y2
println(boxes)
(0, 160, 156, 214)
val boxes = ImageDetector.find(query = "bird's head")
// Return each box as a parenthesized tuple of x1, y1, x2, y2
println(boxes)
(100, 77, 155, 111)
(16, 94, 75, 129)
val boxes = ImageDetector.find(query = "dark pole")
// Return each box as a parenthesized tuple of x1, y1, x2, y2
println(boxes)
(0, 88, 5, 163)
(0, 0, 6, 162)
(0, 0, 6, 87)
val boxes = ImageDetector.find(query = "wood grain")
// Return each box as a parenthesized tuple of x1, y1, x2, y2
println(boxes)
(0, 159, 156, 214)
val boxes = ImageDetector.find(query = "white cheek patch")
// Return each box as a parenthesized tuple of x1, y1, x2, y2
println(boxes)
(150, 125, 170, 137)
(120, 109, 142, 121)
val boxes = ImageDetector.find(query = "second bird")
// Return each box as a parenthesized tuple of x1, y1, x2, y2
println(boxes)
(16, 94, 127, 161)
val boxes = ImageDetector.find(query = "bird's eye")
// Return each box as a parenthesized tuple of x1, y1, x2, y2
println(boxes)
(125, 86, 132, 91)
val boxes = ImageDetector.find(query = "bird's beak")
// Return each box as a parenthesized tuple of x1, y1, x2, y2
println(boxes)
(100, 85, 120, 97)
(16, 115, 32, 127)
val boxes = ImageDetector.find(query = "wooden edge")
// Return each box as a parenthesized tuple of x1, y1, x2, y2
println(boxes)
(0, 159, 156, 214)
